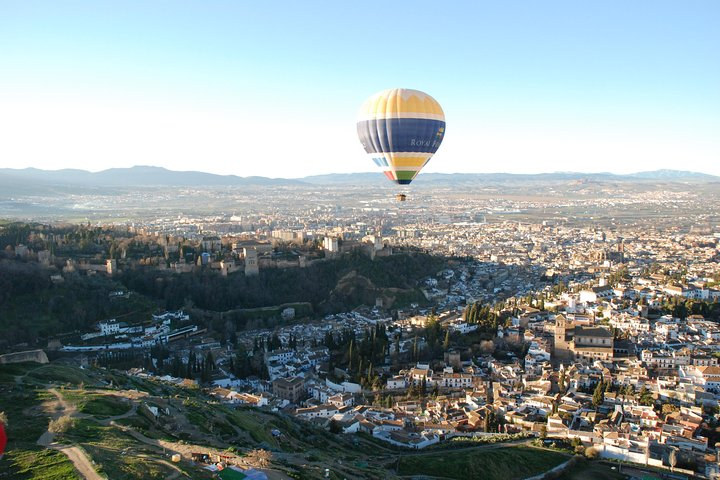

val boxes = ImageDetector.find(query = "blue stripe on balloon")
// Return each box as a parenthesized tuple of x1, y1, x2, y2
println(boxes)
(357, 118, 446, 155)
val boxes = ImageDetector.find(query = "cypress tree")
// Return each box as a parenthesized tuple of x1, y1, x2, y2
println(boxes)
(592, 382, 605, 408)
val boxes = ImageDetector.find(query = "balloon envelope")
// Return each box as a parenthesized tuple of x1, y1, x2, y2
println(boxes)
(357, 88, 445, 185)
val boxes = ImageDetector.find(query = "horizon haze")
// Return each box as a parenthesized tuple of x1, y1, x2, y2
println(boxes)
(1, 164, 718, 186)
(1, 1, 719, 177)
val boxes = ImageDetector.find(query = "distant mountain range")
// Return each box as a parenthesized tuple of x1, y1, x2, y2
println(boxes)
(0, 166, 717, 190)
(0, 166, 304, 188)
(305, 169, 720, 185)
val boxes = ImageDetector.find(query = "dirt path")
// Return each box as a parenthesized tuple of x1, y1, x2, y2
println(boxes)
(15, 363, 51, 384)
(53, 444, 105, 480)
(113, 422, 241, 462)
(98, 402, 138, 425)
(136, 454, 186, 480)
(37, 386, 286, 479)
(35, 387, 76, 448)
(37, 430, 54, 447)
(113, 422, 290, 479)
(46, 387, 80, 417)
(155, 459, 183, 480)
(36, 388, 106, 480)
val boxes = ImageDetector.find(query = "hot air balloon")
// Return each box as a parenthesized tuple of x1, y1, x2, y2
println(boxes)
(357, 88, 445, 200)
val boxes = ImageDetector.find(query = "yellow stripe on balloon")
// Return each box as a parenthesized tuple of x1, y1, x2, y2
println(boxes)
(359, 88, 445, 119)
(388, 156, 430, 168)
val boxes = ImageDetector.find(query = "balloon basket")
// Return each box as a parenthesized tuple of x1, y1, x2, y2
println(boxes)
(395, 193, 407, 202)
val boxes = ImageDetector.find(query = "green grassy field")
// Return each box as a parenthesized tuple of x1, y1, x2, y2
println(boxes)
(0, 384, 81, 479)
(397, 445, 569, 480)
(224, 407, 278, 446)
(0, 364, 196, 480)
(3, 362, 567, 480)
(79, 394, 132, 417)
(2, 448, 81, 480)
(219, 467, 248, 479)
(67, 418, 175, 479)
(25, 364, 96, 385)
(557, 459, 628, 480)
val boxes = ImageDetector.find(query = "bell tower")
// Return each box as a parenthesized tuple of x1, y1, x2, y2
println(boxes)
(553, 315, 571, 362)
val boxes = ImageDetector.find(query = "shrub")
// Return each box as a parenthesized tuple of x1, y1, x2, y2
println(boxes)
(585, 447, 599, 460)
(48, 415, 74, 435)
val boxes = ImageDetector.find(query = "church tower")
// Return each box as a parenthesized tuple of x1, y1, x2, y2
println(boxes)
(553, 315, 572, 362)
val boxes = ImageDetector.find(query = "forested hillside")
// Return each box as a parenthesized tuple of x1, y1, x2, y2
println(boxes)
(0, 258, 155, 348)
(118, 250, 446, 314)
(0, 250, 450, 349)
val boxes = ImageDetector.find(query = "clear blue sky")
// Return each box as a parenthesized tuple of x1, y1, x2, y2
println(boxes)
(1, 1, 718, 177)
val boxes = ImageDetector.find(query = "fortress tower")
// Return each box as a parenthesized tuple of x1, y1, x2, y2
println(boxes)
(244, 248, 259, 276)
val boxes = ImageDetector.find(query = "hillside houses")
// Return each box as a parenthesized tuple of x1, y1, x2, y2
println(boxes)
(103, 222, 719, 474)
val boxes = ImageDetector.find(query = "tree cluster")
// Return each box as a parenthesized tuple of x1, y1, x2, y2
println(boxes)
(228, 346, 269, 380)
(462, 301, 499, 332)
(324, 324, 390, 388)
(118, 250, 446, 318)
(663, 297, 720, 321)
(0, 258, 154, 346)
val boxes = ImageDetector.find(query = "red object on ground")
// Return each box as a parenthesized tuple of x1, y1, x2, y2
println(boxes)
(0, 422, 7, 457)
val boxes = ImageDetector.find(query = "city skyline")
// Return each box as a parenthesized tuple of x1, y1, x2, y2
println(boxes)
(1, 1, 719, 177)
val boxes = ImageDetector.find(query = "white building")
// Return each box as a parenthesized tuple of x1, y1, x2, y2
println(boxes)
(323, 236, 339, 252)
(98, 320, 121, 336)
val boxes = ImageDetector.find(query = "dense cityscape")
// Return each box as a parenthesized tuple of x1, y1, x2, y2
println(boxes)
(2, 173, 720, 479)
(2, 1, 717, 478)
